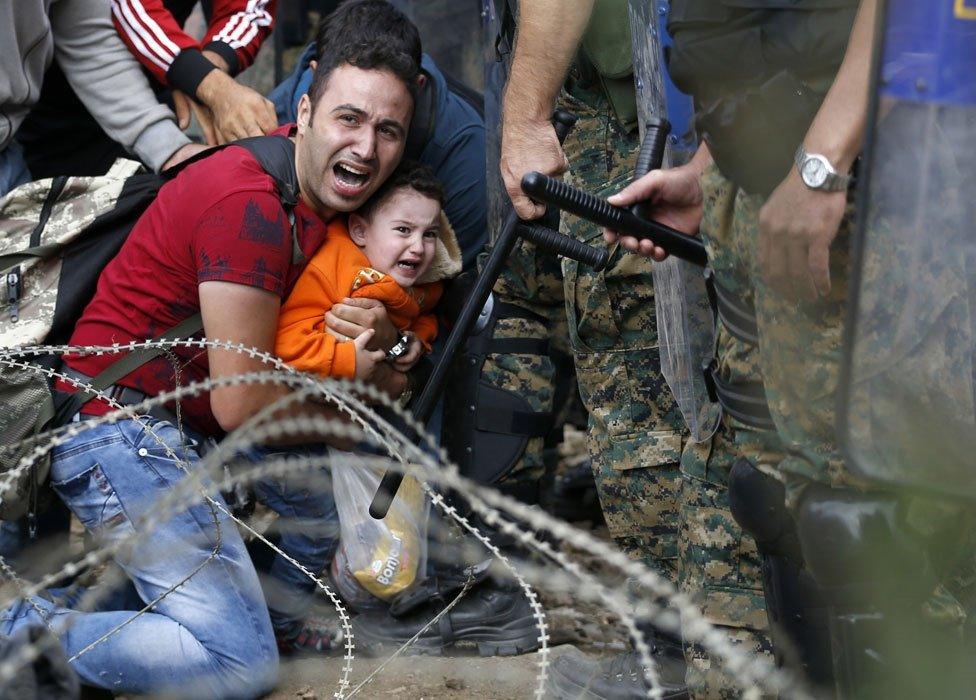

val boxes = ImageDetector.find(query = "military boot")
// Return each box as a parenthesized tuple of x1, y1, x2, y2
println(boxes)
(351, 572, 542, 656)
(546, 645, 689, 700)
(540, 458, 604, 524)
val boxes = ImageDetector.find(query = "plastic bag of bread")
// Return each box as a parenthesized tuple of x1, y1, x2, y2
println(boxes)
(331, 451, 428, 602)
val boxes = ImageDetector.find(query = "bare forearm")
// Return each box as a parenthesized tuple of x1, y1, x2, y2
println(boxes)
(248, 386, 354, 447)
(503, 0, 595, 124)
(687, 141, 714, 178)
(802, 0, 877, 172)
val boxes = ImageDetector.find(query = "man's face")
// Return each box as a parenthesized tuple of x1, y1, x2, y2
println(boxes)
(349, 189, 440, 288)
(295, 64, 413, 218)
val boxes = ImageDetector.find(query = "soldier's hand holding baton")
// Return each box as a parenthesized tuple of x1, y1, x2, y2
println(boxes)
(602, 141, 715, 261)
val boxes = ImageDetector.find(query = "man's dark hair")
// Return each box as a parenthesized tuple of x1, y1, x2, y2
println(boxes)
(315, 0, 423, 68)
(357, 160, 443, 222)
(308, 4, 421, 111)
(308, 41, 419, 112)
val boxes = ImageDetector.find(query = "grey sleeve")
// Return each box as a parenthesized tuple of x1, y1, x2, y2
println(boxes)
(49, 0, 191, 171)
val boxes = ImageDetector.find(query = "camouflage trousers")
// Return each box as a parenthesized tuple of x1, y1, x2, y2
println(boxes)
(695, 164, 976, 691)
(699, 163, 855, 492)
(483, 89, 684, 579)
(678, 423, 773, 698)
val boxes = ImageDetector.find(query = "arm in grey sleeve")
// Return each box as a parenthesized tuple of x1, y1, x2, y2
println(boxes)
(49, 0, 190, 171)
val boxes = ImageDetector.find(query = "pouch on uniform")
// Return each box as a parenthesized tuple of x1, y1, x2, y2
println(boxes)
(331, 452, 429, 602)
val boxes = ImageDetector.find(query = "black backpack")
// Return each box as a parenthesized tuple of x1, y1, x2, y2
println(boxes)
(0, 136, 301, 521)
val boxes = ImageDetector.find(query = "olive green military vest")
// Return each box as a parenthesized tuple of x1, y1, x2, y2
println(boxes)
(666, 0, 858, 102)
(578, 0, 639, 130)
(495, 0, 638, 129)
(665, 0, 858, 194)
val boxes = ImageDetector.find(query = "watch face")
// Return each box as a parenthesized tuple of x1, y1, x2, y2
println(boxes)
(801, 156, 829, 188)
(389, 335, 409, 358)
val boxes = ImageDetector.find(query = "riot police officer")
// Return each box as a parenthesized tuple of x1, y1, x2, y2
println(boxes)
(535, 0, 974, 697)
(500, 1, 782, 697)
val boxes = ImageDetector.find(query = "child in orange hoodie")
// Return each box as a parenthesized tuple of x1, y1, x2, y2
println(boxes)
(275, 160, 461, 380)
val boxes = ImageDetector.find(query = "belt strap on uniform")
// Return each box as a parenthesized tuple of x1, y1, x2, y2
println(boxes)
(467, 299, 551, 358)
(701, 267, 774, 430)
(704, 268, 759, 346)
(706, 362, 777, 431)
(487, 337, 550, 355)
(493, 301, 547, 325)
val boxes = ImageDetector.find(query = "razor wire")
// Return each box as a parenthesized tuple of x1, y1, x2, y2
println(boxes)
(0, 349, 364, 697)
(1, 344, 776, 696)
(0, 342, 792, 696)
(0, 342, 539, 699)
(0, 338, 814, 699)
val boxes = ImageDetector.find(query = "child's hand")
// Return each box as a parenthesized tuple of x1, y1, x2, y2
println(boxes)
(392, 332, 424, 371)
(353, 329, 387, 381)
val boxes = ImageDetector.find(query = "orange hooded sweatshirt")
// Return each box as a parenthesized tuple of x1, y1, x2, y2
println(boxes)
(275, 218, 442, 379)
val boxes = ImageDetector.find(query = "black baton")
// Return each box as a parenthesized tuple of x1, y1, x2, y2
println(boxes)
(519, 172, 707, 267)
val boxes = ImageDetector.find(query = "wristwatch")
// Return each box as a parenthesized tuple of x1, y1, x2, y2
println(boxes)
(386, 332, 411, 360)
(795, 147, 852, 192)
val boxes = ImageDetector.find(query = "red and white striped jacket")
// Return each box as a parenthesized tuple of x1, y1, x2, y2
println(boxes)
(111, 0, 276, 98)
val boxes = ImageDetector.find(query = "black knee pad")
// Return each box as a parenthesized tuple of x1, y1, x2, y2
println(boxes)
(728, 459, 833, 687)
(795, 483, 936, 597)
(728, 458, 801, 558)
(793, 484, 970, 698)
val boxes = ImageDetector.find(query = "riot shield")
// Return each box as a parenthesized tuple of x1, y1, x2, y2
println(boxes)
(484, 0, 509, 244)
(839, 0, 976, 499)
(628, 0, 719, 441)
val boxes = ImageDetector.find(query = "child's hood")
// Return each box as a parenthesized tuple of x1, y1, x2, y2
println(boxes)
(416, 210, 462, 285)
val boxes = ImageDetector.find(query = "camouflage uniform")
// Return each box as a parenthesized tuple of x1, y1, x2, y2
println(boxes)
(678, 422, 774, 698)
(676, 163, 786, 689)
(481, 82, 686, 580)
(559, 91, 774, 693)
(558, 88, 685, 578)
(698, 162, 858, 495)
(482, 223, 568, 490)
(697, 137, 976, 691)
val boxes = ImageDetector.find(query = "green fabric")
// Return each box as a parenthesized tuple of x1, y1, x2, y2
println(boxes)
(581, 0, 634, 79)
(578, 0, 638, 130)
(64, 312, 204, 413)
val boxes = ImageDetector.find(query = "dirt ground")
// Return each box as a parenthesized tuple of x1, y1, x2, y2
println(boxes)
(265, 552, 626, 700)
(271, 650, 568, 700)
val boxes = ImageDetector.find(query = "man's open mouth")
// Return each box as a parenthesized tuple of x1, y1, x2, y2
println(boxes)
(333, 162, 371, 194)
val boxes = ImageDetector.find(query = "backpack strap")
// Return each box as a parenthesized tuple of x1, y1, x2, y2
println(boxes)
(233, 135, 305, 265)
(28, 176, 68, 248)
(55, 313, 203, 425)
(163, 135, 304, 264)
(406, 81, 437, 162)
(52, 136, 301, 423)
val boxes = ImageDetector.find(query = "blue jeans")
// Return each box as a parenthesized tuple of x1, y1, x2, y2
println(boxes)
(0, 418, 278, 698)
(246, 446, 339, 635)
